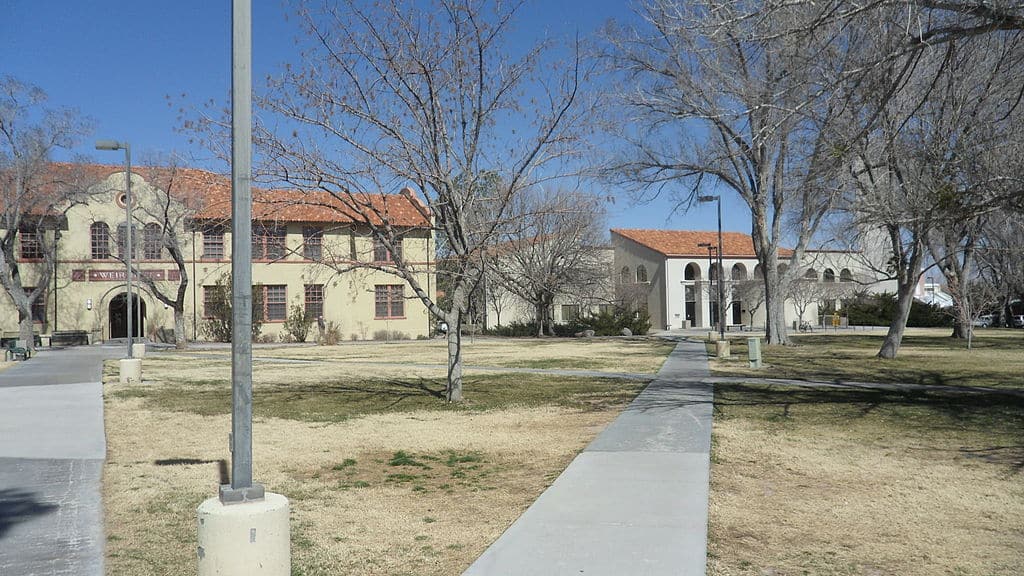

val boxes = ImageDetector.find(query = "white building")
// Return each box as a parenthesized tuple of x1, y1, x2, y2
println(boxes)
(611, 229, 896, 331)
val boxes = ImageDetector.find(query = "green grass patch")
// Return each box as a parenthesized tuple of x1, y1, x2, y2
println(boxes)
(111, 372, 645, 422)
(711, 331, 1024, 389)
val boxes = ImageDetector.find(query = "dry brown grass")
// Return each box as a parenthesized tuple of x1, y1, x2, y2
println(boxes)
(708, 383, 1024, 576)
(184, 336, 675, 375)
(103, 399, 618, 576)
(102, 337, 669, 575)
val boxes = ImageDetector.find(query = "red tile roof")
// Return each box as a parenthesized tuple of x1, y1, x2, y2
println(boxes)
(21, 163, 431, 227)
(611, 228, 792, 258)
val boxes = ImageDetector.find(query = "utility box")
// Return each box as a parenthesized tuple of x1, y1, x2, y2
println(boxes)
(715, 339, 731, 358)
(747, 337, 762, 368)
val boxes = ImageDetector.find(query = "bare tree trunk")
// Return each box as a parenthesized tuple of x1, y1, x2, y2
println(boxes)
(446, 312, 463, 402)
(535, 302, 544, 337)
(878, 283, 916, 359)
(18, 311, 34, 352)
(174, 307, 187, 350)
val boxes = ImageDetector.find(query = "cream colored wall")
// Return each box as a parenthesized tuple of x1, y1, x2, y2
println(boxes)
(0, 171, 435, 341)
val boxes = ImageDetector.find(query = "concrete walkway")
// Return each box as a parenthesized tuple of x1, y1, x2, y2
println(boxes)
(464, 340, 713, 576)
(0, 345, 117, 576)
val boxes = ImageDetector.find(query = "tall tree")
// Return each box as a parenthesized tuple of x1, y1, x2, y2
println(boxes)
(234, 0, 588, 402)
(605, 0, 855, 344)
(488, 188, 608, 336)
(0, 77, 91, 350)
(125, 159, 211, 349)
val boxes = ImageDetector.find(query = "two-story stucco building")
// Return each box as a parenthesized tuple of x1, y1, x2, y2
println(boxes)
(1, 164, 435, 343)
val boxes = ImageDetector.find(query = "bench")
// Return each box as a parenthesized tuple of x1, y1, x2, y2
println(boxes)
(1, 332, 41, 348)
(726, 324, 748, 332)
(3, 339, 31, 361)
(51, 330, 90, 347)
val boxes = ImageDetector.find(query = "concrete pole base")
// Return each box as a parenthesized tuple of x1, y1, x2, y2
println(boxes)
(715, 339, 731, 358)
(197, 492, 290, 575)
(132, 342, 146, 358)
(707, 331, 719, 342)
(119, 358, 142, 384)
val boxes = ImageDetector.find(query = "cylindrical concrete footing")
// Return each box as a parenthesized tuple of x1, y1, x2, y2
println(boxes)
(197, 493, 290, 576)
(132, 343, 146, 358)
(119, 358, 142, 384)
(707, 331, 719, 342)
(715, 339, 731, 358)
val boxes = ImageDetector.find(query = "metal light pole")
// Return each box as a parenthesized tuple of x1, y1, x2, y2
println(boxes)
(95, 140, 134, 359)
(219, 0, 262, 504)
(699, 195, 725, 339)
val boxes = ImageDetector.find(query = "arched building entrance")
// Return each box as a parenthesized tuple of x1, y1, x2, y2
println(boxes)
(109, 293, 145, 339)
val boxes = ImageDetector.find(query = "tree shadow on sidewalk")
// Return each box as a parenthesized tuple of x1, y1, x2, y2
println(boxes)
(0, 489, 58, 539)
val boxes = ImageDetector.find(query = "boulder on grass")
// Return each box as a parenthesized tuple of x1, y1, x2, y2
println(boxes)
(583, 329, 595, 338)
(620, 327, 632, 337)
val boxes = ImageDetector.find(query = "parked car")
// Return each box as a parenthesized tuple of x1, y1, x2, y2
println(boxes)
(972, 314, 994, 328)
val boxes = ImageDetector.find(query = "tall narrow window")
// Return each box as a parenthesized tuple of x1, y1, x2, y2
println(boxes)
(636, 265, 648, 283)
(372, 237, 402, 262)
(374, 284, 404, 318)
(303, 227, 323, 260)
(117, 222, 137, 260)
(203, 230, 225, 260)
(305, 284, 324, 318)
(91, 222, 111, 260)
(19, 226, 43, 260)
(263, 285, 287, 321)
(143, 223, 163, 260)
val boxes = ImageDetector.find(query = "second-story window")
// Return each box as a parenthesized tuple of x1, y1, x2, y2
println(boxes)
(143, 223, 163, 260)
(19, 226, 43, 260)
(372, 237, 402, 263)
(253, 225, 286, 260)
(303, 226, 323, 260)
(203, 230, 225, 260)
(117, 222, 137, 260)
(91, 222, 111, 260)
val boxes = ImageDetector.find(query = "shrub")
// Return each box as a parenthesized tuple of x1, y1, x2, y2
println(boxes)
(283, 304, 314, 343)
(320, 321, 343, 345)
(202, 272, 264, 342)
(372, 329, 410, 341)
(842, 292, 952, 328)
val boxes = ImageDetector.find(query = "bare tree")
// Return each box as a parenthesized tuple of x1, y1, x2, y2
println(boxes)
(196, 0, 589, 402)
(733, 278, 766, 328)
(844, 23, 1023, 358)
(605, 0, 857, 344)
(976, 213, 1024, 327)
(0, 77, 91, 351)
(488, 188, 608, 337)
(126, 160, 213, 349)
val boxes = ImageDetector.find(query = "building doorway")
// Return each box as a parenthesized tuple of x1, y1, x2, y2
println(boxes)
(109, 292, 145, 339)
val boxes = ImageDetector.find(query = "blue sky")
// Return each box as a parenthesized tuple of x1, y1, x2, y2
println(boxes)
(2, 0, 750, 235)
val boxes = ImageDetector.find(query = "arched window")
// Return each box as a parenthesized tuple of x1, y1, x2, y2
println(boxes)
(840, 269, 854, 282)
(731, 263, 747, 281)
(620, 266, 631, 284)
(143, 223, 163, 260)
(823, 268, 836, 282)
(778, 263, 789, 276)
(753, 264, 764, 280)
(91, 222, 111, 260)
(804, 268, 818, 281)
(684, 263, 700, 281)
(636, 265, 648, 283)
(117, 222, 137, 260)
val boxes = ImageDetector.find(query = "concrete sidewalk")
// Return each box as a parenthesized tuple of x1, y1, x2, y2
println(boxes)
(0, 346, 117, 576)
(464, 339, 713, 576)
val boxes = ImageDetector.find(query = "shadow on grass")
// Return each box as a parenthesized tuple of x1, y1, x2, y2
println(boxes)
(712, 383, 1024, 474)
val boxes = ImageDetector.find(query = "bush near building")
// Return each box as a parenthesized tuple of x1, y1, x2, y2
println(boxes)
(840, 291, 951, 328)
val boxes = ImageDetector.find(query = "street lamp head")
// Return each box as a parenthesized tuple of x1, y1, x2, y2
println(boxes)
(697, 242, 711, 248)
(697, 195, 719, 203)
(95, 139, 124, 151)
